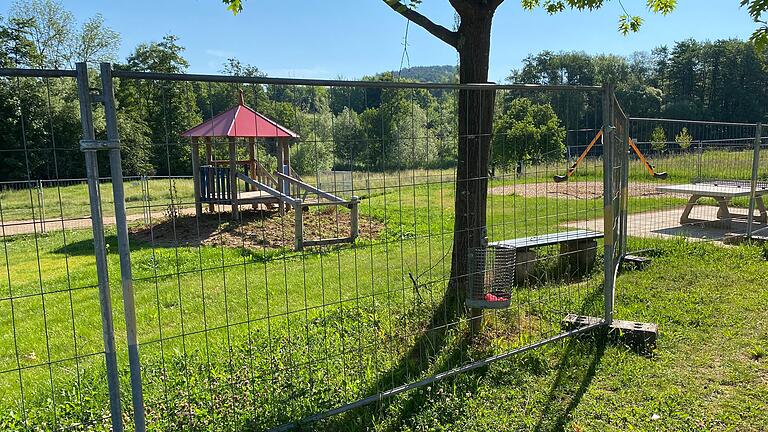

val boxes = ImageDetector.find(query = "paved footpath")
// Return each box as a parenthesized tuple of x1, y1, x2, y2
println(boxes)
(1, 207, 197, 236)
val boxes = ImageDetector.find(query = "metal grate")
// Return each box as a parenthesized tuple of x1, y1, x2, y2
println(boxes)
(467, 244, 516, 309)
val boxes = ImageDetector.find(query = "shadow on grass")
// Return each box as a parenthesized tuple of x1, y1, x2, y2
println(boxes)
(312, 285, 468, 431)
(313, 280, 607, 431)
(51, 233, 174, 256)
(533, 332, 607, 432)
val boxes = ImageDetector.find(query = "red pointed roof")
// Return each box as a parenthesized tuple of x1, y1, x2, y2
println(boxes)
(181, 94, 299, 139)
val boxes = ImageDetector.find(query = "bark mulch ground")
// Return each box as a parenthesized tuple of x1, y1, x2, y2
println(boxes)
(130, 206, 385, 250)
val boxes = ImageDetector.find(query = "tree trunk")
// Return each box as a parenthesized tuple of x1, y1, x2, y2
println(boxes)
(449, 6, 496, 333)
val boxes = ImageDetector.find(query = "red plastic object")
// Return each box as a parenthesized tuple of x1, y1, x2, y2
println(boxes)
(484, 292, 508, 303)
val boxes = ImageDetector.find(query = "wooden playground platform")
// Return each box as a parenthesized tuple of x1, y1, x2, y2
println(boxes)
(182, 91, 359, 250)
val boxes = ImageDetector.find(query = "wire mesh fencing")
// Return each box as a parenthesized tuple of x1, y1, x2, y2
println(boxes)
(0, 69, 125, 431)
(624, 118, 765, 254)
(1, 63, 630, 431)
(108, 69, 619, 430)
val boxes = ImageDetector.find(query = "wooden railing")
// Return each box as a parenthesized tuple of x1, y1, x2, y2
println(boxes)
(211, 159, 279, 190)
(199, 166, 231, 202)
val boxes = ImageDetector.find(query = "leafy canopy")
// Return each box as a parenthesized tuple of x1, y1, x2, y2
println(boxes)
(492, 98, 566, 168)
(9, 0, 120, 68)
(223, 0, 678, 37)
(741, 0, 768, 48)
(221, 1, 767, 49)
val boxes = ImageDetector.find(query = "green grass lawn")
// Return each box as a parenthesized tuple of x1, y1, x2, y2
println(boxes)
(1, 146, 759, 224)
(357, 239, 768, 432)
(1, 173, 766, 431)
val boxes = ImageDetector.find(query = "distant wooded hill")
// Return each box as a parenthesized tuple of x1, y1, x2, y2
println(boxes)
(389, 65, 458, 83)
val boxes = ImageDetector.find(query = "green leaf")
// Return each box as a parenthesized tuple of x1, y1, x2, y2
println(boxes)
(222, 0, 243, 15)
(647, 0, 677, 15)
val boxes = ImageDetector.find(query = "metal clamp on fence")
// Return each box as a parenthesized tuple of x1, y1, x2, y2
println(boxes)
(79, 139, 121, 151)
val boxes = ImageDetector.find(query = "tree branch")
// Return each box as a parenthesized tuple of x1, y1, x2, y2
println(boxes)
(383, 0, 459, 48)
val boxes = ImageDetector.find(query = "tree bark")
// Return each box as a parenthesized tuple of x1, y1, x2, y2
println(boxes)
(450, 5, 497, 333)
(384, 0, 501, 333)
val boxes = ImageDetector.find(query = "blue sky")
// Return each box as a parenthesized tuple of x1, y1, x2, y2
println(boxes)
(57, 0, 756, 81)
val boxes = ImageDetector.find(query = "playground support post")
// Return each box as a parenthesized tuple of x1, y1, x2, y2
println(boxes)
(350, 196, 359, 240)
(191, 137, 203, 217)
(295, 198, 303, 250)
(228, 137, 238, 220)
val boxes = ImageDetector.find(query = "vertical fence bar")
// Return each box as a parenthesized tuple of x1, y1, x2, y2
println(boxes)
(76, 62, 124, 432)
(747, 123, 763, 239)
(100, 62, 147, 432)
(616, 101, 629, 258)
(602, 83, 615, 325)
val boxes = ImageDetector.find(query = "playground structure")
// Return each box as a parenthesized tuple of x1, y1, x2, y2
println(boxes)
(182, 92, 359, 250)
(554, 130, 667, 182)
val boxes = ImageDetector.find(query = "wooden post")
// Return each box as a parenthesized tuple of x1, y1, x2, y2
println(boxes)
(294, 198, 303, 250)
(282, 138, 292, 208)
(191, 138, 202, 217)
(248, 137, 256, 208)
(248, 137, 256, 179)
(205, 137, 214, 212)
(283, 139, 291, 174)
(277, 137, 286, 216)
(350, 196, 359, 241)
(229, 137, 238, 220)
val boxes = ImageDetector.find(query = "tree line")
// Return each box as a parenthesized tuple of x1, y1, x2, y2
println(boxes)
(510, 39, 768, 123)
(1, 0, 767, 183)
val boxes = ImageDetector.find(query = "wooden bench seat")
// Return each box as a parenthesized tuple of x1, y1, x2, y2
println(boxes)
(490, 230, 604, 283)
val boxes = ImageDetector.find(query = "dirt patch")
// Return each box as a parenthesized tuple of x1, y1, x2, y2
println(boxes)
(130, 207, 385, 250)
(489, 181, 674, 200)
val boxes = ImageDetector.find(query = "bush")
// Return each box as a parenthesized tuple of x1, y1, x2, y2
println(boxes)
(675, 127, 693, 149)
(651, 125, 668, 153)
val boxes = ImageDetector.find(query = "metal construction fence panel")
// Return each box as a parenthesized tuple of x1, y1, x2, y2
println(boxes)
(0, 68, 123, 431)
(0, 64, 629, 431)
(624, 118, 765, 254)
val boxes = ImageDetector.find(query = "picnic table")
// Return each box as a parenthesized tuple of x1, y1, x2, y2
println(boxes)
(656, 182, 768, 226)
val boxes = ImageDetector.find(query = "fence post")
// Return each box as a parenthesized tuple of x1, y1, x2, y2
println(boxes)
(747, 123, 763, 239)
(76, 62, 124, 432)
(601, 83, 615, 326)
(619, 118, 630, 258)
(100, 62, 147, 432)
